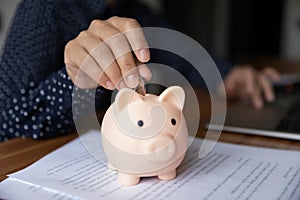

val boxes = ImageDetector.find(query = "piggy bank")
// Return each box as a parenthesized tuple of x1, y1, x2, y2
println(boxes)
(101, 86, 188, 186)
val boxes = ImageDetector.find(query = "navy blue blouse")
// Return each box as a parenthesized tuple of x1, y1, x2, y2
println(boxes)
(0, 0, 232, 142)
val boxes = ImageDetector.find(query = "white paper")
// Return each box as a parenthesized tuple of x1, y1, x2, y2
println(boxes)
(0, 130, 299, 200)
(0, 178, 80, 200)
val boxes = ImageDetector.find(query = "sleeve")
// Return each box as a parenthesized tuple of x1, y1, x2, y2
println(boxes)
(0, 0, 110, 142)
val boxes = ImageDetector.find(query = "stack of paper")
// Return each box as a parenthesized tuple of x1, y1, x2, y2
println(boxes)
(0, 130, 299, 200)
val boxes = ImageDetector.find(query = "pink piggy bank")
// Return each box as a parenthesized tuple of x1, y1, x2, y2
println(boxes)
(101, 86, 188, 186)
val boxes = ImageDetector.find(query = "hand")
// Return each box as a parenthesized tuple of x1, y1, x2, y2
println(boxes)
(64, 16, 151, 90)
(223, 65, 281, 108)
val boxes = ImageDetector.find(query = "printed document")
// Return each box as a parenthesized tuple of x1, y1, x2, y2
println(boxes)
(0, 130, 299, 200)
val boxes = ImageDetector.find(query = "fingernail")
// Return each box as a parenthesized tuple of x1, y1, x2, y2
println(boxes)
(105, 80, 115, 90)
(126, 74, 138, 88)
(138, 64, 152, 81)
(139, 49, 149, 62)
(118, 80, 126, 90)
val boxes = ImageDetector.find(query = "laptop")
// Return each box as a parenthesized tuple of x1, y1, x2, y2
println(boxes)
(207, 73, 300, 141)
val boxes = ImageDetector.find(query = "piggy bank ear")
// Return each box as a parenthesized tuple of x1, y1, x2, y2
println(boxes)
(115, 88, 143, 113)
(158, 86, 185, 110)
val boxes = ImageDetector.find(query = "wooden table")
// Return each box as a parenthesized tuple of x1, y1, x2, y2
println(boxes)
(1, 90, 300, 182)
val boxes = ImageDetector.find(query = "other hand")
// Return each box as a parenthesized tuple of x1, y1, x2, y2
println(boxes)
(223, 65, 281, 108)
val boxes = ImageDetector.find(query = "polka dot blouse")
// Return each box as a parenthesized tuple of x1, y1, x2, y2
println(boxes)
(0, 0, 181, 142)
(0, 0, 232, 142)
(0, 0, 113, 142)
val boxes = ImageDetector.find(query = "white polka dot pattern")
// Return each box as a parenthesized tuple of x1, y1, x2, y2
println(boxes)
(0, 0, 110, 142)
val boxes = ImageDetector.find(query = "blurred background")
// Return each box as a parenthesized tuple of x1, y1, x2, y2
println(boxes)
(1, 0, 300, 71)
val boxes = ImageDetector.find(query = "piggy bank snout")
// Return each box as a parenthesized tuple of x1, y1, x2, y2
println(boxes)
(146, 135, 176, 162)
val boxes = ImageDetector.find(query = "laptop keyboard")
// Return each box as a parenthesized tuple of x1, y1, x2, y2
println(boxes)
(275, 102, 300, 133)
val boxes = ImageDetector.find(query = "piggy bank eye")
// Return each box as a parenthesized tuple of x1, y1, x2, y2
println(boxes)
(137, 120, 144, 127)
(171, 118, 176, 126)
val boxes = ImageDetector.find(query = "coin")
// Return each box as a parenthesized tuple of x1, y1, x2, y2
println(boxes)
(135, 77, 146, 96)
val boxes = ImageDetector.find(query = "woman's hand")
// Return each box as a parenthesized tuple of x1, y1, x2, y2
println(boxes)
(223, 65, 281, 108)
(64, 16, 151, 90)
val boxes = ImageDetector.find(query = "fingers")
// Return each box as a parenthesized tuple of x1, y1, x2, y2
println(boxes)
(65, 40, 103, 89)
(88, 19, 139, 88)
(224, 66, 256, 100)
(242, 67, 264, 108)
(64, 17, 151, 90)
(252, 70, 279, 108)
(258, 74, 275, 102)
(107, 17, 150, 62)
(224, 65, 279, 109)
(242, 66, 256, 96)
(65, 33, 117, 90)
(136, 62, 152, 82)
(259, 67, 281, 104)
(250, 89, 263, 109)
(89, 17, 150, 88)
(262, 67, 281, 82)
